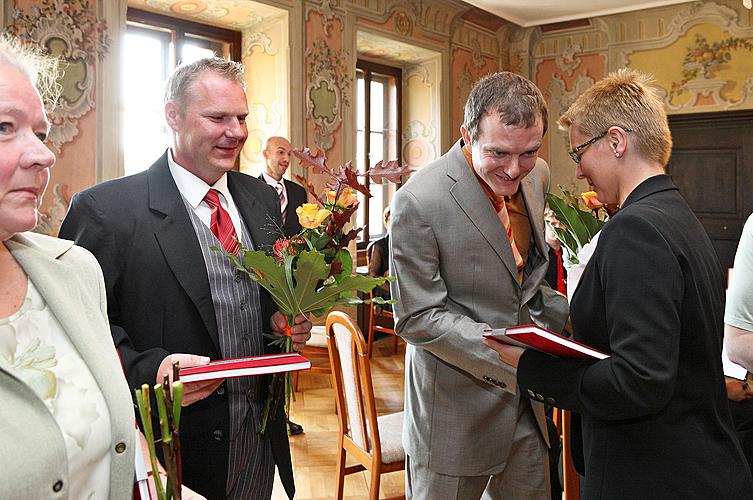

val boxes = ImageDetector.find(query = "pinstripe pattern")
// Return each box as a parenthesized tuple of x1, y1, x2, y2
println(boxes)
(185, 198, 275, 499)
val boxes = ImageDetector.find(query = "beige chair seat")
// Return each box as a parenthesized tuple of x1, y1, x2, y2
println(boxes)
(326, 311, 406, 499)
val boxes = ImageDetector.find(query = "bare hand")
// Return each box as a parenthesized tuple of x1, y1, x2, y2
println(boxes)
(157, 353, 224, 406)
(726, 378, 753, 402)
(271, 311, 312, 351)
(483, 339, 525, 369)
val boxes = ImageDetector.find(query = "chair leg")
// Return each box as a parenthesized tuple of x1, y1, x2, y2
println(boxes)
(335, 446, 347, 500)
(368, 323, 375, 359)
(369, 465, 382, 500)
(392, 334, 399, 354)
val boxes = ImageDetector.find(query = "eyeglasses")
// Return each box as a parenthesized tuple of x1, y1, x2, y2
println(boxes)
(568, 128, 634, 163)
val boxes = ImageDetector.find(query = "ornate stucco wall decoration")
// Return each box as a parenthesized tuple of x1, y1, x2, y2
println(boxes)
(243, 32, 277, 57)
(306, 38, 350, 151)
(403, 120, 437, 169)
(34, 184, 69, 236)
(319, 0, 342, 37)
(555, 42, 583, 77)
(8, 0, 110, 152)
(669, 33, 753, 99)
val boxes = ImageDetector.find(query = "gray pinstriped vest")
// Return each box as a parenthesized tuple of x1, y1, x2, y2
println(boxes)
(184, 196, 275, 499)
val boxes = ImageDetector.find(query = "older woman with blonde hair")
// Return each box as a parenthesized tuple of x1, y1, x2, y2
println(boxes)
(486, 69, 753, 498)
(0, 37, 205, 499)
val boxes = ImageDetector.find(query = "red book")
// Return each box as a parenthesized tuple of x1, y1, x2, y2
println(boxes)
(483, 324, 609, 360)
(178, 352, 312, 383)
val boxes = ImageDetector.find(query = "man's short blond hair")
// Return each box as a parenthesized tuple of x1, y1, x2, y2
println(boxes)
(558, 69, 672, 167)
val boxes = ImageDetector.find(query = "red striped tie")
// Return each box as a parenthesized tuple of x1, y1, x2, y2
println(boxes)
(203, 189, 239, 255)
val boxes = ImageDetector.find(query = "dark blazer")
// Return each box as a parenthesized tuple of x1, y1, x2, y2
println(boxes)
(259, 175, 307, 238)
(59, 152, 294, 500)
(517, 175, 753, 499)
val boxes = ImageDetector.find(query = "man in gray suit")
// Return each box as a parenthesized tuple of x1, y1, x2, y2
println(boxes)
(390, 72, 569, 499)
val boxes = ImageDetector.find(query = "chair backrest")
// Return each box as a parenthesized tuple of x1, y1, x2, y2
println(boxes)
(326, 311, 381, 458)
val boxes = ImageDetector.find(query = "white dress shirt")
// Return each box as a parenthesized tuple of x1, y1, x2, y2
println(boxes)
(167, 149, 243, 240)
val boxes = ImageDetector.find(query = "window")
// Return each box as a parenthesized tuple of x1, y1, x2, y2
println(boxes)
(122, 9, 241, 176)
(355, 61, 401, 246)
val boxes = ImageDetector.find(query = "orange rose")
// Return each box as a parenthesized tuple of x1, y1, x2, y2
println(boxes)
(297, 203, 331, 229)
(580, 191, 605, 210)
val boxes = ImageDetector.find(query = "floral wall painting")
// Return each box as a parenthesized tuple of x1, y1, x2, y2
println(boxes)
(7, 0, 110, 152)
(668, 33, 753, 99)
(629, 22, 753, 112)
(306, 38, 350, 151)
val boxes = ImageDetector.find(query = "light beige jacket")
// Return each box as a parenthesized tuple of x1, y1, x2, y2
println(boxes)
(1, 232, 135, 499)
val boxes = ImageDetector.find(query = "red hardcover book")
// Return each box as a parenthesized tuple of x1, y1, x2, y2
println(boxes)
(178, 352, 312, 383)
(483, 324, 609, 360)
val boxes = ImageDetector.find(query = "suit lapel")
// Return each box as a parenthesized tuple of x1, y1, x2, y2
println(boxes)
(7, 235, 133, 436)
(230, 172, 279, 251)
(147, 156, 221, 352)
(519, 160, 550, 303)
(447, 141, 521, 283)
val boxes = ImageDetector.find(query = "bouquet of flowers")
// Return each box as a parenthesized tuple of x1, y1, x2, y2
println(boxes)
(222, 148, 411, 435)
(546, 188, 616, 300)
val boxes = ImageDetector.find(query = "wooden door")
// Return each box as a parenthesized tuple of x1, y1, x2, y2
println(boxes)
(668, 109, 753, 271)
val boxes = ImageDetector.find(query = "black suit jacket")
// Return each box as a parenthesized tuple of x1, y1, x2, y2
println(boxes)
(517, 175, 753, 499)
(259, 175, 307, 237)
(59, 152, 295, 500)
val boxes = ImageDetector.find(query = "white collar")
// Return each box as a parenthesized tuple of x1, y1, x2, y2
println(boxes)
(167, 149, 231, 208)
(262, 172, 284, 188)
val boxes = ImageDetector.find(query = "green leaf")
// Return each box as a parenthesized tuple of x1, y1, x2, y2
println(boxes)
(240, 250, 298, 316)
(546, 192, 604, 252)
(332, 248, 352, 282)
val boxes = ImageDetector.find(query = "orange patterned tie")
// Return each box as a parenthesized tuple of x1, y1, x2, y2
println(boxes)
(492, 195, 525, 272)
(203, 189, 239, 255)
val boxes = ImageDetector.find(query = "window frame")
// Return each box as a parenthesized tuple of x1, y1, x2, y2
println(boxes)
(355, 59, 402, 248)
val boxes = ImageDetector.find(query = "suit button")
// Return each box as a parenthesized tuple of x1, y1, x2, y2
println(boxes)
(234, 273, 242, 283)
(213, 429, 224, 441)
(527, 389, 536, 398)
(483, 375, 491, 382)
(240, 302, 246, 310)
(115, 442, 127, 453)
(52, 480, 64, 492)
(535, 393, 544, 401)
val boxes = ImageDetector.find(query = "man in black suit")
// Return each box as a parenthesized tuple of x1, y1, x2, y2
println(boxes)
(259, 135, 308, 436)
(59, 58, 311, 500)
(259, 136, 308, 239)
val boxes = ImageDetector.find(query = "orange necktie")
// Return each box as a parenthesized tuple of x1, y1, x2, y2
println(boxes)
(463, 145, 525, 272)
(492, 194, 525, 271)
(203, 189, 239, 255)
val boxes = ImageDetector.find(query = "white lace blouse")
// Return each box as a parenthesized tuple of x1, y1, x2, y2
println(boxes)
(0, 279, 112, 499)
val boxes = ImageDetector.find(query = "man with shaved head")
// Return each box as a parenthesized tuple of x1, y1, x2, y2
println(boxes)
(260, 136, 308, 240)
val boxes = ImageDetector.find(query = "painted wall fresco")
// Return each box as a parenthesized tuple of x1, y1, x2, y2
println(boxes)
(520, 0, 753, 196)
(450, 46, 499, 142)
(240, 11, 289, 175)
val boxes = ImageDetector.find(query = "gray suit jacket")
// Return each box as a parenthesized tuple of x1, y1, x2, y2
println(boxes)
(390, 140, 568, 476)
(1, 232, 135, 499)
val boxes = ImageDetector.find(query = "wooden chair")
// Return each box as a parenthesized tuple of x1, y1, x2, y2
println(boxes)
(554, 408, 581, 500)
(365, 241, 401, 358)
(293, 325, 331, 392)
(326, 311, 405, 500)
